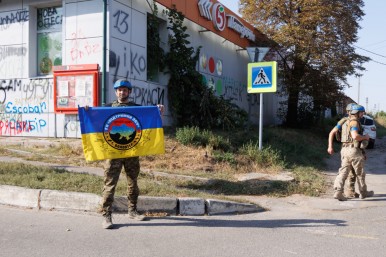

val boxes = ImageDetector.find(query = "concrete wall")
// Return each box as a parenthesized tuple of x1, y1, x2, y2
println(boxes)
(0, 0, 280, 138)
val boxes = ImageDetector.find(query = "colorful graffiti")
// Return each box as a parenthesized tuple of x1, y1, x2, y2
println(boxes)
(70, 30, 101, 62)
(0, 111, 47, 136)
(0, 78, 52, 136)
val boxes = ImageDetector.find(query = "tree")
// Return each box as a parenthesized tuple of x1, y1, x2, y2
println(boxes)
(240, 0, 369, 127)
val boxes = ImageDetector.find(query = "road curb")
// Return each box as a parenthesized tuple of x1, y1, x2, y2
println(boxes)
(0, 185, 40, 208)
(206, 198, 263, 215)
(40, 190, 101, 212)
(0, 185, 262, 216)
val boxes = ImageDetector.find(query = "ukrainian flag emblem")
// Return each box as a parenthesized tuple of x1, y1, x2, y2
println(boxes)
(78, 106, 165, 161)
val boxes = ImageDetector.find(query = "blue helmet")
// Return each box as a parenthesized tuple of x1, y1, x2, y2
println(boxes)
(346, 103, 355, 111)
(350, 104, 365, 114)
(113, 79, 132, 90)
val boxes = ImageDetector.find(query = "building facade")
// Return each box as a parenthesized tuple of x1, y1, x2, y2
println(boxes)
(0, 0, 280, 138)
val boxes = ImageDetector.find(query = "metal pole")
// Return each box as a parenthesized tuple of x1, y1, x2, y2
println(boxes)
(366, 97, 368, 111)
(254, 48, 263, 150)
(357, 76, 360, 104)
(102, 0, 107, 106)
(259, 94, 263, 150)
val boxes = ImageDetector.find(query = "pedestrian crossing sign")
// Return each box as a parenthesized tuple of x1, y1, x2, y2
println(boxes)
(248, 61, 277, 93)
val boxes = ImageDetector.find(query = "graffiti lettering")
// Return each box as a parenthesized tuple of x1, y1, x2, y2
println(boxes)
(0, 82, 13, 104)
(113, 10, 129, 34)
(70, 30, 101, 61)
(111, 50, 147, 81)
(0, 118, 47, 136)
(223, 84, 243, 102)
(0, 78, 51, 104)
(0, 46, 27, 62)
(5, 102, 47, 114)
(130, 50, 147, 75)
(64, 120, 78, 132)
(0, 10, 29, 25)
(131, 87, 165, 106)
(24, 78, 51, 100)
(37, 7, 62, 30)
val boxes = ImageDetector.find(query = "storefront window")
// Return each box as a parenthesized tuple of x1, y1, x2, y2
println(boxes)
(37, 6, 63, 76)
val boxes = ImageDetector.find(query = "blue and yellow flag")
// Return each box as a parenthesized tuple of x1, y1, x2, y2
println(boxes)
(78, 106, 165, 161)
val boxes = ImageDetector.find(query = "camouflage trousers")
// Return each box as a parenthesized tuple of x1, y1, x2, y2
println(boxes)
(346, 168, 357, 193)
(101, 157, 140, 216)
(334, 147, 367, 195)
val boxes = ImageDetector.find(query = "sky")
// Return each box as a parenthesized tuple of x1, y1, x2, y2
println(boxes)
(220, 0, 386, 113)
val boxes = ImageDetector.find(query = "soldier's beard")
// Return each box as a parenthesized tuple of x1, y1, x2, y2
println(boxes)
(118, 95, 129, 102)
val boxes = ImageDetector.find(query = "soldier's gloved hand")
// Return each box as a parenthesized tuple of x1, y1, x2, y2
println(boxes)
(156, 104, 164, 115)
(362, 150, 367, 160)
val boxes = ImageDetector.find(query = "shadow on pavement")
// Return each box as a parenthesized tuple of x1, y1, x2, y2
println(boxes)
(111, 216, 347, 229)
(357, 193, 386, 202)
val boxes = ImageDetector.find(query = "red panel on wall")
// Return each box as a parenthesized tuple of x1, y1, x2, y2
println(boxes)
(53, 64, 99, 114)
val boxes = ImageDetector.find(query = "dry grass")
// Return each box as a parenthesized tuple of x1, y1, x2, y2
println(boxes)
(0, 127, 329, 198)
(141, 135, 284, 181)
(1, 135, 281, 180)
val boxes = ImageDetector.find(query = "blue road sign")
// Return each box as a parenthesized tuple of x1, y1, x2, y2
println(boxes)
(248, 61, 277, 93)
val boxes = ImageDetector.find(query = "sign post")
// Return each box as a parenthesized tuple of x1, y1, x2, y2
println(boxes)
(247, 59, 277, 150)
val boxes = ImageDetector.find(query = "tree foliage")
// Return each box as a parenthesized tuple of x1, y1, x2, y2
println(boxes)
(240, 0, 369, 127)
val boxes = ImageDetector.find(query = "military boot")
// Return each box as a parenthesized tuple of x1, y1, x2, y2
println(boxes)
(360, 190, 374, 199)
(128, 208, 146, 221)
(102, 214, 113, 229)
(333, 191, 347, 201)
(346, 191, 360, 198)
(366, 190, 374, 197)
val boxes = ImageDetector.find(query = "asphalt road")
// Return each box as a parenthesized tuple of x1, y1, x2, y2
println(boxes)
(1, 201, 386, 257)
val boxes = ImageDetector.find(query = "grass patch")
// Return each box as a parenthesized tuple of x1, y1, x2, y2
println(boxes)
(263, 127, 328, 170)
(0, 162, 103, 194)
(375, 115, 386, 138)
(0, 124, 334, 199)
(178, 166, 325, 197)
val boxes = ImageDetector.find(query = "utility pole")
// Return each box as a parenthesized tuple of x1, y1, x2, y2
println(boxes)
(357, 75, 361, 104)
(366, 97, 368, 111)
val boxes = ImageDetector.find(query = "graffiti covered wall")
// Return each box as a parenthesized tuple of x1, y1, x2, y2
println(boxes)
(0, 0, 279, 139)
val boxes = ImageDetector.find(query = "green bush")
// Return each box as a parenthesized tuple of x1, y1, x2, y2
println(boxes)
(240, 141, 285, 168)
(175, 126, 231, 151)
(175, 126, 202, 145)
(212, 151, 237, 166)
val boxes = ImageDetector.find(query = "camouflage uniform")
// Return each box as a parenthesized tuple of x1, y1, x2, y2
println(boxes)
(334, 146, 367, 196)
(101, 100, 141, 216)
(335, 117, 357, 196)
(334, 116, 368, 198)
